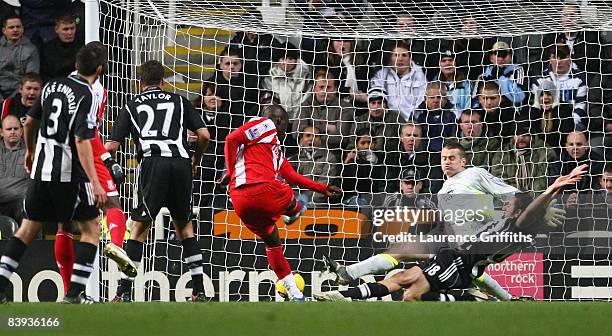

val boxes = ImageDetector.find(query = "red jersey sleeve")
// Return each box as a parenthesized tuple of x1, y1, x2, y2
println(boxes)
(279, 159, 328, 194)
(224, 126, 249, 179)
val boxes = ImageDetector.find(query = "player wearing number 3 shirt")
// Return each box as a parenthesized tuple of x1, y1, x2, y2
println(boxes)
(221, 105, 341, 301)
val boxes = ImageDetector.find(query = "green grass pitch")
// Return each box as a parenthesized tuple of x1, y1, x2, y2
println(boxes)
(1, 302, 611, 336)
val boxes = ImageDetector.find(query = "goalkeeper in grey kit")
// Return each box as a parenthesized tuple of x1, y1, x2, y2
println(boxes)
(315, 164, 585, 302)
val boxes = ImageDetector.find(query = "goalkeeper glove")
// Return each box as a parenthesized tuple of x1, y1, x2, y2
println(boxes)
(101, 152, 125, 185)
(543, 199, 566, 228)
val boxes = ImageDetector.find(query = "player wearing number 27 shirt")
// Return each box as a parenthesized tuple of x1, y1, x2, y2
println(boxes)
(221, 105, 341, 301)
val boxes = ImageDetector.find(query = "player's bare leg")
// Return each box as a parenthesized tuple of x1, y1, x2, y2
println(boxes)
(261, 226, 305, 301)
(172, 219, 209, 302)
(62, 218, 102, 304)
(114, 220, 150, 302)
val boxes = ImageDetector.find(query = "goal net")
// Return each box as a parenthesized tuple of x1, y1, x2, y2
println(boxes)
(96, 0, 612, 301)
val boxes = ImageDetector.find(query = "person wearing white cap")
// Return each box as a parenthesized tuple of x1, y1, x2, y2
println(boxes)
(473, 40, 527, 106)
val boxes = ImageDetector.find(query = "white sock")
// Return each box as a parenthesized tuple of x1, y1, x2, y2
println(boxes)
(281, 273, 303, 299)
(473, 273, 512, 301)
(346, 254, 399, 279)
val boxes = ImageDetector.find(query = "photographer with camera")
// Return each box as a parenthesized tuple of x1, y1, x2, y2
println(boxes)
(338, 128, 385, 206)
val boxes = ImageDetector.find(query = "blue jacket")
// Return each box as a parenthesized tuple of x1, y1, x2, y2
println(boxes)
(475, 64, 527, 106)
(415, 101, 458, 152)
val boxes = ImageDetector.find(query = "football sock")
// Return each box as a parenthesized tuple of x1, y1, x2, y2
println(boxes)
(118, 239, 143, 295)
(265, 245, 292, 280)
(54, 230, 74, 294)
(106, 208, 127, 248)
(182, 237, 204, 295)
(420, 292, 477, 302)
(473, 273, 512, 301)
(0, 237, 27, 292)
(285, 198, 303, 217)
(66, 242, 97, 298)
(280, 273, 304, 299)
(346, 254, 399, 279)
(340, 283, 389, 299)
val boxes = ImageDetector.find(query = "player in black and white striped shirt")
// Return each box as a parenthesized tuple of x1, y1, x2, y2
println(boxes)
(315, 165, 586, 302)
(0, 43, 109, 304)
(105, 60, 211, 302)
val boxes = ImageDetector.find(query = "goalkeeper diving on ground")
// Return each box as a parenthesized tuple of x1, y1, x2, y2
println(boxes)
(315, 164, 584, 302)
(322, 141, 566, 301)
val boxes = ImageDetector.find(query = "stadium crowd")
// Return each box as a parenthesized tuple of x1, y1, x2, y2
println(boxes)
(0, 0, 611, 237)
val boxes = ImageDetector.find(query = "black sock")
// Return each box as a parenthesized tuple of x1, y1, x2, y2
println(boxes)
(421, 292, 476, 302)
(0, 237, 27, 292)
(340, 283, 390, 299)
(118, 239, 143, 295)
(66, 242, 97, 297)
(182, 237, 204, 294)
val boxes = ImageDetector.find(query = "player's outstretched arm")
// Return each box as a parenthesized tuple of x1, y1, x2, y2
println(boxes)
(516, 164, 587, 228)
(279, 160, 341, 197)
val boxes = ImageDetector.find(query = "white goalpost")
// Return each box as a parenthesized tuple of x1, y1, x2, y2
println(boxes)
(92, 0, 612, 301)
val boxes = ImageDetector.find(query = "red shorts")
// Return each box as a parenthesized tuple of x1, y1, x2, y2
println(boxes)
(230, 180, 295, 237)
(94, 157, 118, 196)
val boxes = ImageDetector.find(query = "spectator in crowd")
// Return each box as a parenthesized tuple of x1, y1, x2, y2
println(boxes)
(370, 40, 427, 121)
(445, 15, 496, 81)
(560, 131, 604, 192)
(288, 124, 339, 204)
(432, 47, 473, 118)
(415, 81, 457, 152)
(0, 115, 27, 223)
(541, 1, 602, 74)
(214, 46, 258, 129)
(19, 0, 73, 48)
(228, 26, 282, 83)
(526, 78, 575, 151)
(473, 41, 527, 106)
(317, 37, 370, 106)
(294, 70, 354, 149)
(490, 122, 559, 193)
(338, 127, 384, 206)
(594, 164, 612, 205)
(40, 13, 84, 81)
(474, 81, 519, 139)
(382, 167, 435, 209)
(262, 42, 312, 120)
(0, 15, 39, 99)
(587, 45, 612, 158)
(346, 88, 405, 152)
(453, 109, 500, 168)
(194, 82, 230, 192)
(385, 122, 443, 193)
(531, 44, 588, 127)
(1, 73, 42, 123)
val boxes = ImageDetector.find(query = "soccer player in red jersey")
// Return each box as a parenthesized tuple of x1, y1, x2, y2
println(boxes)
(220, 105, 341, 301)
(54, 54, 136, 295)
